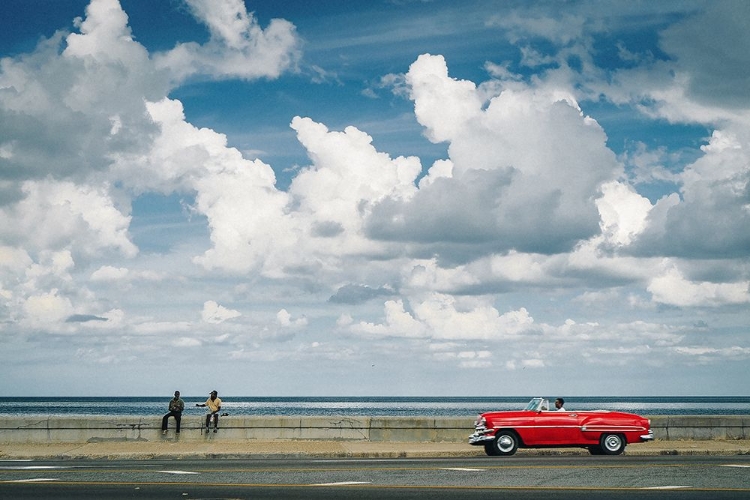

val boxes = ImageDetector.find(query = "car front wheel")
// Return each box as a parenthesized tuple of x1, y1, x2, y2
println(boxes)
(491, 430, 519, 456)
(600, 433, 625, 455)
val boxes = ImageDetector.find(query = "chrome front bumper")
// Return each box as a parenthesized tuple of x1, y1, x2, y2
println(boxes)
(468, 425, 496, 445)
(641, 429, 655, 441)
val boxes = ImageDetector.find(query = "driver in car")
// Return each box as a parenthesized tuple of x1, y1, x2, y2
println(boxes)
(555, 398, 565, 411)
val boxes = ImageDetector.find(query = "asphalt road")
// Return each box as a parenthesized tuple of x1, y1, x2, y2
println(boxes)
(2, 455, 750, 499)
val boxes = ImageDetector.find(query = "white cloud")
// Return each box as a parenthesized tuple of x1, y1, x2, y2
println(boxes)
(154, 0, 301, 84)
(90, 266, 164, 283)
(521, 359, 545, 369)
(26, 251, 74, 281)
(277, 308, 308, 328)
(365, 54, 620, 257)
(648, 267, 750, 307)
(22, 289, 74, 326)
(99, 309, 124, 327)
(596, 181, 652, 246)
(352, 299, 428, 338)
(202, 300, 241, 324)
(632, 128, 750, 259)
(674, 346, 750, 360)
(173, 337, 202, 348)
(350, 294, 535, 341)
(165, 113, 425, 277)
(417, 159, 453, 189)
(557, 318, 684, 346)
(0, 180, 137, 259)
(456, 350, 492, 369)
(90, 266, 129, 282)
(405, 54, 483, 144)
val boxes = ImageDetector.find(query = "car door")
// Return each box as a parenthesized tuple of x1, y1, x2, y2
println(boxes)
(533, 411, 582, 445)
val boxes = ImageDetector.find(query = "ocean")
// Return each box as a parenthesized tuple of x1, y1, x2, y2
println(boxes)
(0, 396, 748, 418)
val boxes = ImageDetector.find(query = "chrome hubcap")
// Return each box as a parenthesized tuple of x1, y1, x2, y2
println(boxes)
(604, 435, 621, 451)
(498, 435, 514, 452)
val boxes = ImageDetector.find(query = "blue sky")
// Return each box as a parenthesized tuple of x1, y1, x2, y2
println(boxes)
(1, 0, 748, 397)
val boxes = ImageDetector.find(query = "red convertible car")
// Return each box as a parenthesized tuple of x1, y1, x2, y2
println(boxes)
(469, 397, 654, 456)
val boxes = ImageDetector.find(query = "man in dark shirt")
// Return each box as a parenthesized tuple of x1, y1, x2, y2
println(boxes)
(161, 391, 185, 434)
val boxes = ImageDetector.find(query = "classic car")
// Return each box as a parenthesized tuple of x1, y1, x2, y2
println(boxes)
(469, 397, 654, 456)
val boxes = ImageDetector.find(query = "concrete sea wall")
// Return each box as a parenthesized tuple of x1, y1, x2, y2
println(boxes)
(0, 416, 748, 444)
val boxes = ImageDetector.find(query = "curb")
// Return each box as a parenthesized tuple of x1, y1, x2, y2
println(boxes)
(3, 448, 749, 461)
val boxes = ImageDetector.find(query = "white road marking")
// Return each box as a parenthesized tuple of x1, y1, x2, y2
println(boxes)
(6, 478, 59, 483)
(159, 470, 200, 475)
(311, 481, 372, 486)
(0, 465, 72, 470)
(722, 464, 750, 468)
(442, 468, 485, 471)
(641, 486, 691, 489)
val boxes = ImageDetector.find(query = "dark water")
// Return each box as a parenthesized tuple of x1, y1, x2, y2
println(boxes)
(0, 396, 748, 417)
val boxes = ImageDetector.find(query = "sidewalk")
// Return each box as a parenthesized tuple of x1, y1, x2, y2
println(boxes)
(2, 440, 749, 460)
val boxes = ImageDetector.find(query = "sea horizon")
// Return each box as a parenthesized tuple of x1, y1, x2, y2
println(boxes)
(1, 395, 748, 418)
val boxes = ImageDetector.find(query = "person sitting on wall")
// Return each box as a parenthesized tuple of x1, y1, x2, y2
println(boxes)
(161, 391, 184, 434)
(196, 390, 222, 432)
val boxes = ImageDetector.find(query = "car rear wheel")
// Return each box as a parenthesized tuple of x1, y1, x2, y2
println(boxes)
(600, 433, 625, 455)
(491, 430, 519, 456)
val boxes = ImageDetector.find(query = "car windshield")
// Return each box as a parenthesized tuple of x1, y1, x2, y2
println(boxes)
(524, 398, 549, 411)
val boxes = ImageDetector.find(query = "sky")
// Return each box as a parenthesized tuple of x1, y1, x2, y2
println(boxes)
(1, 0, 748, 397)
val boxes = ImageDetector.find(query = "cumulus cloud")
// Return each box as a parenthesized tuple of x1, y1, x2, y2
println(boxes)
(202, 300, 241, 324)
(115, 96, 297, 276)
(631, 130, 750, 259)
(287, 116, 422, 267)
(182, 115, 424, 277)
(352, 299, 428, 338)
(154, 0, 301, 84)
(90, 266, 129, 282)
(0, 0, 166, 189)
(350, 293, 536, 341)
(366, 54, 620, 258)
(277, 309, 308, 328)
(596, 181, 652, 247)
(0, 0, 301, 276)
(22, 290, 74, 326)
(648, 267, 750, 307)
(0, 180, 137, 259)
